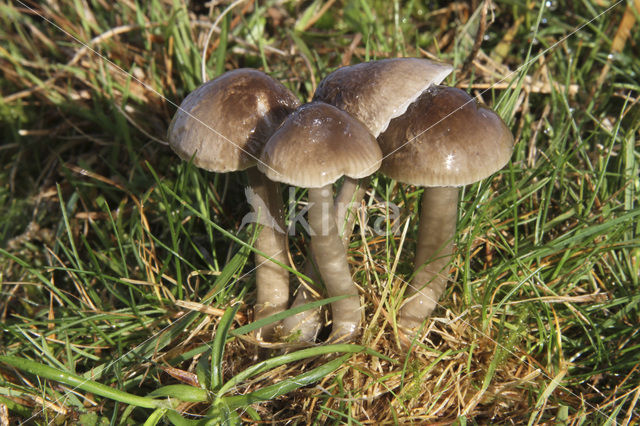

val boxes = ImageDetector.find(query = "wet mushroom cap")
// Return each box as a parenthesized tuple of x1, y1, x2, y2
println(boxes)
(258, 102, 382, 187)
(313, 58, 453, 137)
(168, 68, 300, 172)
(378, 85, 514, 186)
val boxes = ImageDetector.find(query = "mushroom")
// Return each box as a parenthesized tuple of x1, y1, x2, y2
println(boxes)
(167, 69, 300, 340)
(377, 85, 514, 339)
(282, 58, 453, 340)
(314, 57, 454, 225)
(258, 102, 382, 341)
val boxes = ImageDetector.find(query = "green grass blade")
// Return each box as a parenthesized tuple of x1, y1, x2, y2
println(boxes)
(222, 354, 350, 410)
(196, 349, 212, 390)
(230, 295, 348, 337)
(212, 303, 241, 390)
(165, 409, 209, 426)
(147, 384, 209, 403)
(0, 355, 169, 409)
(0, 249, 79, 309)
(82, 311, 201, 381)
(144, 408, 169, 426)
(218, 344, 393, 396)
(0, 395, 31, 417)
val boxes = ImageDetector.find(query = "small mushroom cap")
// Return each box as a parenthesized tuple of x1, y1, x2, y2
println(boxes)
(168, 69, 300, 172)
(378, 86, 514, 186)
(258, 102, 382, 188)
(313, 58, 453, 137)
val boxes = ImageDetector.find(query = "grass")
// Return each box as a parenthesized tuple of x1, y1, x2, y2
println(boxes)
(0, 0, 639, 423)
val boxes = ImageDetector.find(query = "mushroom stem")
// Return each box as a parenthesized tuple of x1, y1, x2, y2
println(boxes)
(282, 177, 368, 341)
(246, 167, 290, 340)
(280, 256, 323, 342)
(335, 176, 369, 245)
(308, 184, 361, 340)
(398, 186, 458, 331)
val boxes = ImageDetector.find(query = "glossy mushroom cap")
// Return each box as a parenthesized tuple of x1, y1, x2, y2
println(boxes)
(313, 58, 453, 137)
(258, 102, 382, 187)
(168, 69, 300, 172)
(378, 86, 514, 186)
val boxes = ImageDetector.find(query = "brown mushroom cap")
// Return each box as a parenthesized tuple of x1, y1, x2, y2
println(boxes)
(313, 58, 453, 137)
(167, 69, 300, 172)
(378, 86, 514, 186)
(258, 102, 382, 188)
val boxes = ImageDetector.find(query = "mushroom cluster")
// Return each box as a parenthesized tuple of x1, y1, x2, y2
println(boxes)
(167, 58, 514, 350)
